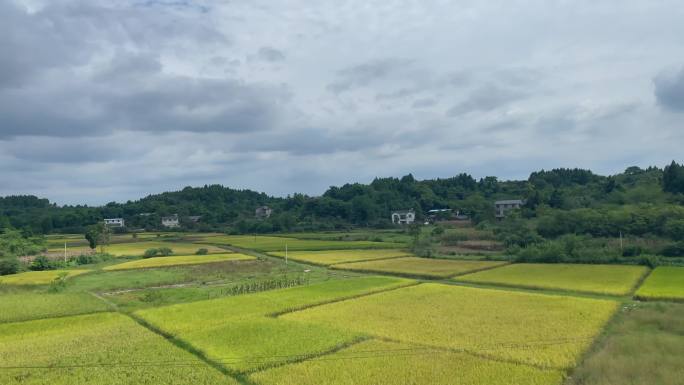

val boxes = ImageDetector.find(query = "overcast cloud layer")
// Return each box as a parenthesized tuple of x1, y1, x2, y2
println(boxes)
(1, 0, 684, 205)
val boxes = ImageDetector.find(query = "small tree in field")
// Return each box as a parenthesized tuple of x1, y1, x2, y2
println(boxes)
(85, 223, 111, 253)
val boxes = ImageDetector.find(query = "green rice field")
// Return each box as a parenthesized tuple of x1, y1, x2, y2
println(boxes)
(635, 266, 684, 301)
(103, 253, 253, 271)
(456, 263, 648, 295)
(332, 257, 508, 278)
(104, 241, 226, 257)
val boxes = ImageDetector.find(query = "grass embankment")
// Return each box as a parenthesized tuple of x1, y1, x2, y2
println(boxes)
(566, 302, 684, 385)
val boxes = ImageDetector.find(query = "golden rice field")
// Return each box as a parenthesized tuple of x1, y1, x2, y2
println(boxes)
(456, 263, 648, 295)
(199, 235, 404, 251)
(250, 339, 565, 385)
(103, 253, 253, 271)
(135, 276, 414, 373)
(0, 312, 237, 385)
(0, 293, 109, 323)
(635, 266, 684, 301)
(282, 283, 619, 369)
(332, 257, 508, 278)
(0, 269, 90, 285)
(49, 241, 226, 256)
(268, 249, 412, 266)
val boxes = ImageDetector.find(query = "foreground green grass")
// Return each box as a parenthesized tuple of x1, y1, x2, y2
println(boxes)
(103, 253, 253, 271)
(456, 263, 648, 296)
(200, 235, 404, 251)
(269, 249, 412, 266)
(333, 257, 507, 278)
(634, 266, 684, 301)
(251, 339, 564, 385)
(0, 312, 236, 384)
(0, 269, 90, 285)
(0, 292, 109, 323)
(283, 283, 618, 369)
(566, 302, 684, 385)
(135, 276, 413, 372)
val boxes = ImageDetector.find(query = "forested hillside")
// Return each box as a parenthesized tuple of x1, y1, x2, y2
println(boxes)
(1, 162, 684, 239)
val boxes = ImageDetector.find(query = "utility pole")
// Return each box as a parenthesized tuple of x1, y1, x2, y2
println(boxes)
(64, 242, 67, 263)
(619, 231, 623, 252)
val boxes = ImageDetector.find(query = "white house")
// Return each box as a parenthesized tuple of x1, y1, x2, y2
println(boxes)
(391, 209, 415, 225)
(161, 214, 180, 228)
(494, 200, 524, 219)
(104, 218, 125, 227)
(255, 206, 273, 219)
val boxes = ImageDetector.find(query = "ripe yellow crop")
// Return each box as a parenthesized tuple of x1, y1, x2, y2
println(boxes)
(103, 253, 253, 271)
(333, 257, 507, 278)
(269, 249, 412, 265)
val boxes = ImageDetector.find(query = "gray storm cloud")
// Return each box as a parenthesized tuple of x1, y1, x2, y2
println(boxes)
(0, 0, 683, 204)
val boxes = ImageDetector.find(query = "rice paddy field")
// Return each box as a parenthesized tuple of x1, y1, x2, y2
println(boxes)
(0, 269, 90, 285)
(332, 256, 508, 278)
(456, 263, 648, 295)
(103, 253, 254, 271)
(2, 229, 682, 384)
(268, 249, 412, 266)
(282, 284, 619, 369)
(251, 339, 564, 385)
(634, 266, 684, 301)
(0, 312, 237, 385)
(0, 292, 109, 323)
(135, 276, 414, 373)
(200, 235, 404, 251)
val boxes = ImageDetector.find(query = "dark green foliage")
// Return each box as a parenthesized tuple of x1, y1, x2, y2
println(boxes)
(662, 161, 684, 194)
(157, 247, 173, 256)
(0, 257, 19, 275)
(143, 248, 159, 258)
(195, 248, 209, 255)
(622, 245, 643, 257)
(29, 255, 56, 271)
(660, 242, 684, 257)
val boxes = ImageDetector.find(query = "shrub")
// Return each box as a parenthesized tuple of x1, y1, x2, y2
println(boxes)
(195, 248, 209, 255)
(157, 247, 173, 256)
(143, 248, 159, 258)
(660, 242, 684, 257)
(0, 257, 20, 275)
(30, 255, 55, 271)
(622, 245, 643, 257)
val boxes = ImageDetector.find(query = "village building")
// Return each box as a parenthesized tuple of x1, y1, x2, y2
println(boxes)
(103, 218, 125, 227)
(391, 209, 415, 225)
(161, 214, 180, 228)
(494, 199, 525, 219)
(255, 206, 273, 219)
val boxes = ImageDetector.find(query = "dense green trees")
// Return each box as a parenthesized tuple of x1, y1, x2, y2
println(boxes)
(663, 161, 684, 194)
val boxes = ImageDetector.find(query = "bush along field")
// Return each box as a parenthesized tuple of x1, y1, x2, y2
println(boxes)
(634, 266, 684, 302)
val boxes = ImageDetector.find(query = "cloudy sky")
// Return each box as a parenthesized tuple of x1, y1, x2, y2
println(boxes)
(1, 0, 683, 205)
